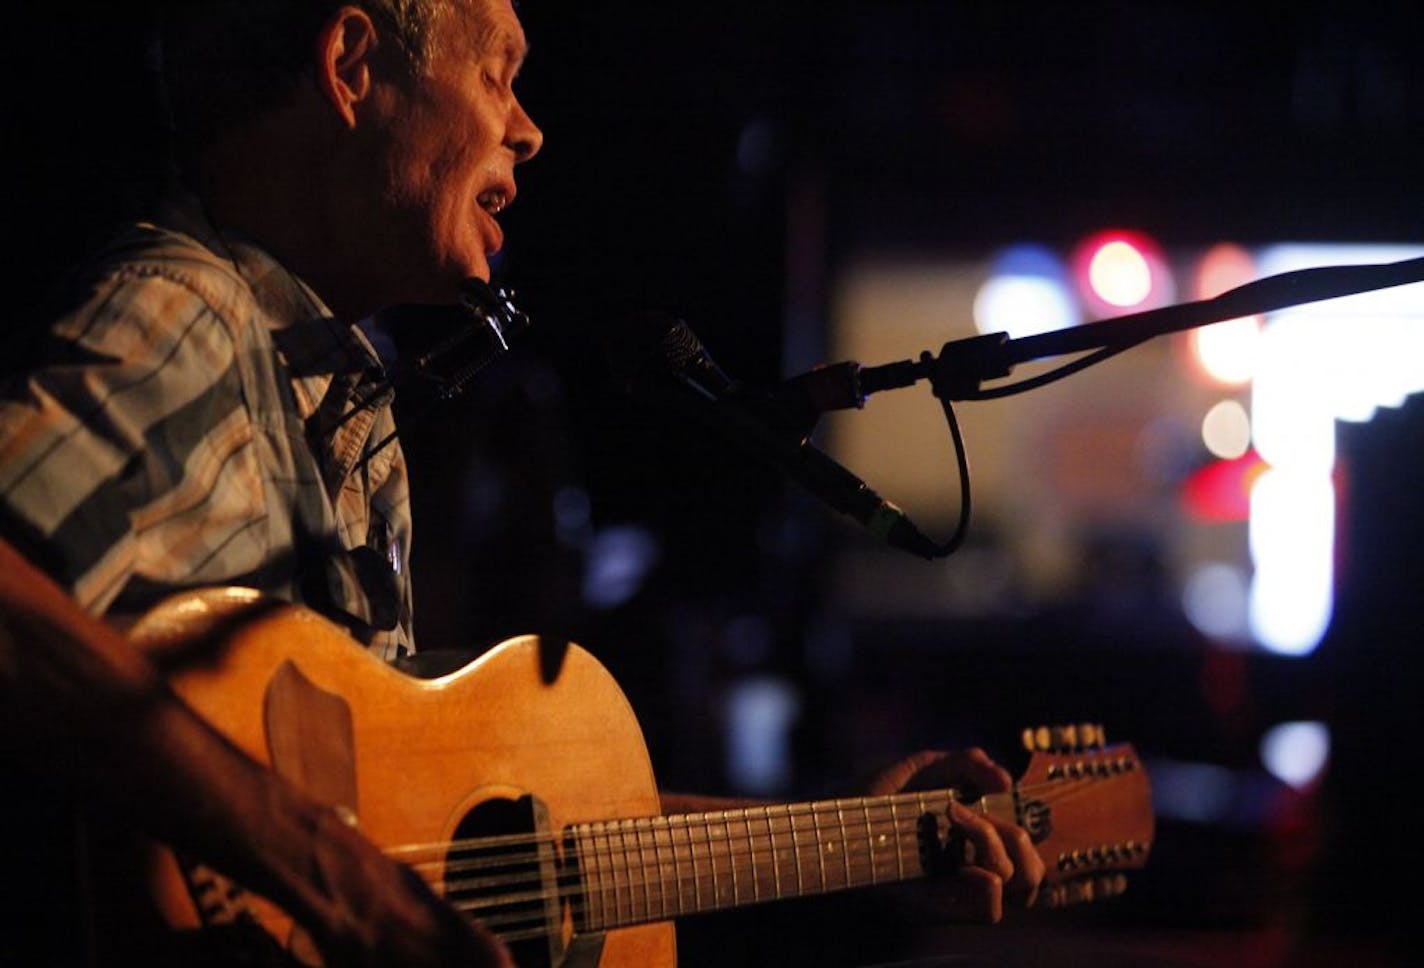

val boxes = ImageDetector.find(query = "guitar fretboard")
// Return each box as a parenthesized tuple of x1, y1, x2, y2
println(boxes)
(570, 789, 999, 930)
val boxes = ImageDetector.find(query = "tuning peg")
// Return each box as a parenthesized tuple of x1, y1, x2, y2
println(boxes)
(1044, 873, 1131, 908)
(1023, 723, 1109, 753)
(1022, 725, 1054, 752)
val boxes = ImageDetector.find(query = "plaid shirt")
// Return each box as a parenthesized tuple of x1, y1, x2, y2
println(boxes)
(0, 195, 414, 660)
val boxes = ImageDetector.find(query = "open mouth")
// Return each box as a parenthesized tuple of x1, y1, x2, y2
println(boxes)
(477, 189, 509, 216)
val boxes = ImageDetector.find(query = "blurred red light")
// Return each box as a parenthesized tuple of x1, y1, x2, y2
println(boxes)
(1183, 451, 1266, 522)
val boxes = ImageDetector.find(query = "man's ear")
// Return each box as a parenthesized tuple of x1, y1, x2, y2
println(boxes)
(314, 6, 378, 128)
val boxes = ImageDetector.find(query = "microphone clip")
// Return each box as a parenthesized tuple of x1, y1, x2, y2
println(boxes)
(409, 279, 531, 401)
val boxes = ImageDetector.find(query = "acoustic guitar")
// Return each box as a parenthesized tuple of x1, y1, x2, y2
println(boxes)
(105, 588, 1153, 966)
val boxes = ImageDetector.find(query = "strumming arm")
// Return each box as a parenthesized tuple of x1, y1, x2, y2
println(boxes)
(0, 538, 510, 966)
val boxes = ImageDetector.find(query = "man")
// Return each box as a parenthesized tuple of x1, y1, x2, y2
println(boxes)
(0, 2, 1042, 964)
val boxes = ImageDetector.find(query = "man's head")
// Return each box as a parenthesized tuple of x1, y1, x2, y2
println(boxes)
(164, 0, 542, 315)
(161, 1, 449, 167)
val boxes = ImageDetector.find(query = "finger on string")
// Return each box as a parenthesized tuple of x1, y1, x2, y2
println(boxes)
(987, 817, 1043, 908)
(947, 801, 1014, 882)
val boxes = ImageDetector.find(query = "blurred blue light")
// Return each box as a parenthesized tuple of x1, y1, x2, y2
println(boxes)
(724, 676, 801, 795)
(975, 244, 1079, 338)
(582, 525, 660, 609)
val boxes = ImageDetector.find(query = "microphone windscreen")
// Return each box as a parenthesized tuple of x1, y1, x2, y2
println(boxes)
(605, 313, 731, 395)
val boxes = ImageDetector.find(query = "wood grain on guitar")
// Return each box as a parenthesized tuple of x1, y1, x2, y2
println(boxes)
(116, 589, 1153, 967)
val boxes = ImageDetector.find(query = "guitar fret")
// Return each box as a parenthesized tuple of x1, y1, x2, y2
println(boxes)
(630, 818, 650, 923)
(578, 825, 600, 928)
(640, 820, 657, 922)
(831, 797, 843, 888)
(744, 811, 760, 902)
(702, 814, 721, 907)
(684, 817, 703, 912)
(860, 797, 876, 885)
(890, 799, 905, 881)
(612, 820, 629, 926)
(586, 822, 604, 929)
(620, 820, 636, 924)
(811, 803, 829, 890)
(656, 819, 672, 920)
(659, 816, 681, 917)
(594, 821, 615, 929)
(763, 806, 782, 899)
(724, 811, 739, 906)
(788, 805, 805, 895)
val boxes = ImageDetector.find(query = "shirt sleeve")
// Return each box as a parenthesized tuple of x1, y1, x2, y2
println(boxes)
(0, 267, 265, 615)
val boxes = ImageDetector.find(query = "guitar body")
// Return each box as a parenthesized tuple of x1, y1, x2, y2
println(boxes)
(125, 588, 675, 967)
(56, 589, 1150, 966)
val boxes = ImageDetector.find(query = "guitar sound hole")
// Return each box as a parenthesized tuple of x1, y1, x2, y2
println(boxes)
(448, 795, 558, 968)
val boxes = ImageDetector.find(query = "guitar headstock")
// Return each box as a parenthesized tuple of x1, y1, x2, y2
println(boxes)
(1015, 723, 1154, 908)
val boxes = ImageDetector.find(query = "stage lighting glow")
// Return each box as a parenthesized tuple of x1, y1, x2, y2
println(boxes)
(1089, 240, 1152, 307)
(1260, 721, 1330, 790)
(1183, 562, 1250, 641)
(724, 676, 801, 794)
(1257, 243, 1424, 426)
(1072, 230, 1174, 317)
(1242, 243, 1424, 655)
(1248, 468, 1334, 655)
(1202, 399, 1251, 459)
(1192, 315, 1262, 386)
(974, 244, 1079, 337)
(1182, 452, 1262, 523)
(973, 276, 1078, 338)
(1191, 245, 1262, 385)
(1195, 243, 1257, 300)
(1253, 316, 1338, 475)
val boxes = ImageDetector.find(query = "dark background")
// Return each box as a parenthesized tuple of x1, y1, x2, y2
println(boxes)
(6, 3, 1423, 966)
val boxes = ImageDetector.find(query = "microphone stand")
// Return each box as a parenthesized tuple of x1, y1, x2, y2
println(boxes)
(776, 255, 1424, 419)
(763, 255, 1424, 559)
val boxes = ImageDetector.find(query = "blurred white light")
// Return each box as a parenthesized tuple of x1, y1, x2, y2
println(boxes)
(1256, 243, 1424, 427)
(972, 275, 1079, 338)
(1260, 721, 1330, 790)
(1242, 243, 1424, 656)
(724, 676, 802, 795)
(1183, 562, 1250, 641)
(1192, 316, 1262, 386)
(1248, 468, 1334, 655)
(1201, 399, 1252, 459)
(1252, 317, 1338, 474)
(1089, 240, 1153, 307)
(976, 244, 1079, 338)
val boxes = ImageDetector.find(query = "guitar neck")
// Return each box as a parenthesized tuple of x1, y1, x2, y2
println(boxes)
(569, 788, 1010, 931)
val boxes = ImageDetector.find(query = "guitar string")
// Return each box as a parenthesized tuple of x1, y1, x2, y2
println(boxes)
(438, 780, 1127, 916)
(381, 774, 1142, 938)
(443, 782, 1144, 946)
(387, 769, 1138, 872)
(456, 784, 1141, 945)
(438, 777, 1131, 913)
(394, 779, 1136, 927)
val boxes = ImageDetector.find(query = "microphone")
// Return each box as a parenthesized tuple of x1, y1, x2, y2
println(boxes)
(608, 314, 941, 560)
